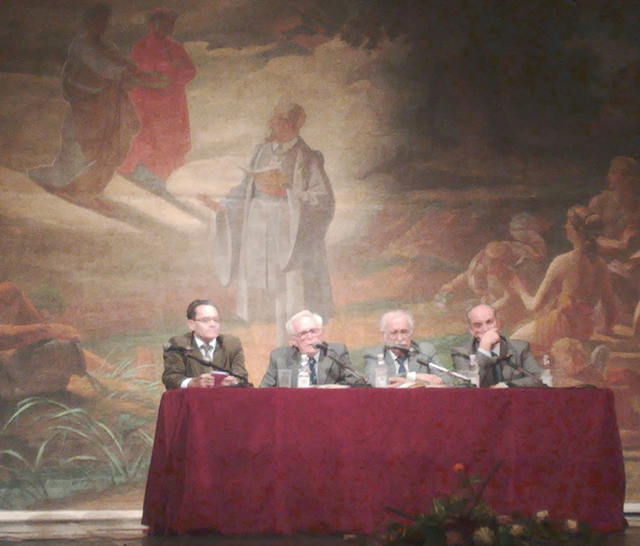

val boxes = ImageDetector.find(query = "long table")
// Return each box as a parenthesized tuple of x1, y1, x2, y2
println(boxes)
(142, 387, 626, 535)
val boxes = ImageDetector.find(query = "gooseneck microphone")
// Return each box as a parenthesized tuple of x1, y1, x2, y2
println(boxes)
(312, 342, 370, 386)
(497, 353, 545, 385)
(164, 344, 247, 381)
(387, 344, 472, 384)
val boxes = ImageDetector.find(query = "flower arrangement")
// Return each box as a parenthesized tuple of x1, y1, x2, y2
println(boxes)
(363, 462, 604, 546)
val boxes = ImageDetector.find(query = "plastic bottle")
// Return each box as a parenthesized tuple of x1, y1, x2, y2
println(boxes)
(468, 354, 480, 387)
(374, 353, 388, 388)
(297, 354, 311, 388)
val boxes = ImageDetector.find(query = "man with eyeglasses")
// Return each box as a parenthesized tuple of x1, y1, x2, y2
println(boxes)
(162, 299, 248, 389)
(364, 310, 453, 387)
(259, 309, 358, 387)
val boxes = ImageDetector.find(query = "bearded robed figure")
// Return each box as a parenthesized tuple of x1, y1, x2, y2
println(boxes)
(213, 102, 335, 344)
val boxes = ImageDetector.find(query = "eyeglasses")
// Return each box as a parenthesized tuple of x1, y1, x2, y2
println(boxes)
(386, 329, 411, 337)
(295, 328, 321, 338)
(194, 317, 220, 324)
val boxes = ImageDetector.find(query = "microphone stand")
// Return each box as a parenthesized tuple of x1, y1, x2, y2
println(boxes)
(498, 354, 545, 386)
(164, 345, 249, 382)
(417, 359, 473, 385)
(389, 345, 473, 386)
(314, 343, 371, 387)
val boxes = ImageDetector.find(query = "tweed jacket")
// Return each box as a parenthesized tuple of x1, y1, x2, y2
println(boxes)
(162, 332, 248, 390)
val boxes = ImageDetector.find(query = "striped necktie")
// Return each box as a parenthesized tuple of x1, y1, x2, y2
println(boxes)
(309, 356, 317, 385)
(397, 355, 407, 375)
(202, 344, 213, 361)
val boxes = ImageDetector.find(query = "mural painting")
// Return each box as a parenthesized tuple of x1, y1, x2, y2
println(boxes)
(0, 0, 640, 510)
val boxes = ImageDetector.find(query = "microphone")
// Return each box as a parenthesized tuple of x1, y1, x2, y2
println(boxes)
(163, 344, 248, 382)
(386, 344, 410, 355)
(390, 343, 472, 385)
(497, 353, 545, 385)
(315, 342, 370, 386)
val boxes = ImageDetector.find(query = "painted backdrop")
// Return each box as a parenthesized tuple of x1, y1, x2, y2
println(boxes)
(1, 0, 640, 510)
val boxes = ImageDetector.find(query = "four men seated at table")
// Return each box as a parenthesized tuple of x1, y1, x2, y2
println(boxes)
(162, 301, 543, 389)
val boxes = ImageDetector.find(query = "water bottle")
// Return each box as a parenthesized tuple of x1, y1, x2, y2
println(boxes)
(468, 354, 480, 387)
(374, 353, 388, 388)
(297, 354, 311, 388)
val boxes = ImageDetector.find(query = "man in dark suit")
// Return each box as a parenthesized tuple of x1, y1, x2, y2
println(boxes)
(451, 303, 542, 388)
(259, 309, 359, 387)
(364, 310, 453, 387)
(162, 299, 248, 389)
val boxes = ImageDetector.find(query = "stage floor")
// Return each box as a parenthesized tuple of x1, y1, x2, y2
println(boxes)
(0, 518, 639, 546)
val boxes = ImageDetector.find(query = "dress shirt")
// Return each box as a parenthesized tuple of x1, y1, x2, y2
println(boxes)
(180, 337, 218, 388)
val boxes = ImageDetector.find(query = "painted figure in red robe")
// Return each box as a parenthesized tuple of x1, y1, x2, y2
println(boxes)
(118, 8, 197, 194)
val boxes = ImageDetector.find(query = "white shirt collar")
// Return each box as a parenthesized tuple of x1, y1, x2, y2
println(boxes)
(272, 137, 298, 153)
(194, 336, 217, 350)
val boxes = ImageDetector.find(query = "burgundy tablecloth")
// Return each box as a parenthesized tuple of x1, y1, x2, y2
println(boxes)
(142, 388, 626, 535)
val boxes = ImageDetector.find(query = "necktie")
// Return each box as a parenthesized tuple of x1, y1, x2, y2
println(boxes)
(491, 351, 503, 383)
(309, 356, 317, 385)
(202, 344, 212, 361)
(397, 355, 407, 375)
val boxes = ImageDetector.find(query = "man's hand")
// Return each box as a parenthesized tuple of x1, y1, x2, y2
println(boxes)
(257, 183, 287, 198)
(189, 373, 239, 388)
(220, 375, 238, 387)
(387, 376, 407, 387)
(478, 328, 501, 353)
(415, 373, 444, 385)
(189, 373, 217, 388)
(387, 373, 444, 387)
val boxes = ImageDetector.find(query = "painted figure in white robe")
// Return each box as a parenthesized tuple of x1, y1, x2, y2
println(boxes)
(213, 103, 335, 344)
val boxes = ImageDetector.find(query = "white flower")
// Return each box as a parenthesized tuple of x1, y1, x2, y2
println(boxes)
(536, 510, 549, 521)
(473, 527, 495, 544)
(565, 519, 578, 532)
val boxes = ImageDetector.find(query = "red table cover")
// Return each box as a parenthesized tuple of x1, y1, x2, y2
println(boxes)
(142, 388, 626, 535)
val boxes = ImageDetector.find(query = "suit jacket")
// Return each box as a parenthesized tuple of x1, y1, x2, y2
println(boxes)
(451, 336, 542, 387)
(259, 343, 359, 387)
(363, 341, 454, 386)
(162, 332, 248, 390)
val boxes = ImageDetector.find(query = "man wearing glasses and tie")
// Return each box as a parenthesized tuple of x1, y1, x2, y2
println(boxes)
(162, 299, 248, 389)
(259, 310, 358, 387)
(364, 310, 452, 387)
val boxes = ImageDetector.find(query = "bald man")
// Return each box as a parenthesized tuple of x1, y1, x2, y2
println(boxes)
(451, 304, 542, 388)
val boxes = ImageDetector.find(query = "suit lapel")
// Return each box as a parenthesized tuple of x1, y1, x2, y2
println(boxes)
(316, 353, 330, 385)
(384, 350, 396, 377)
(211, 336, 224, 367)
(186, 334, 203, 361)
